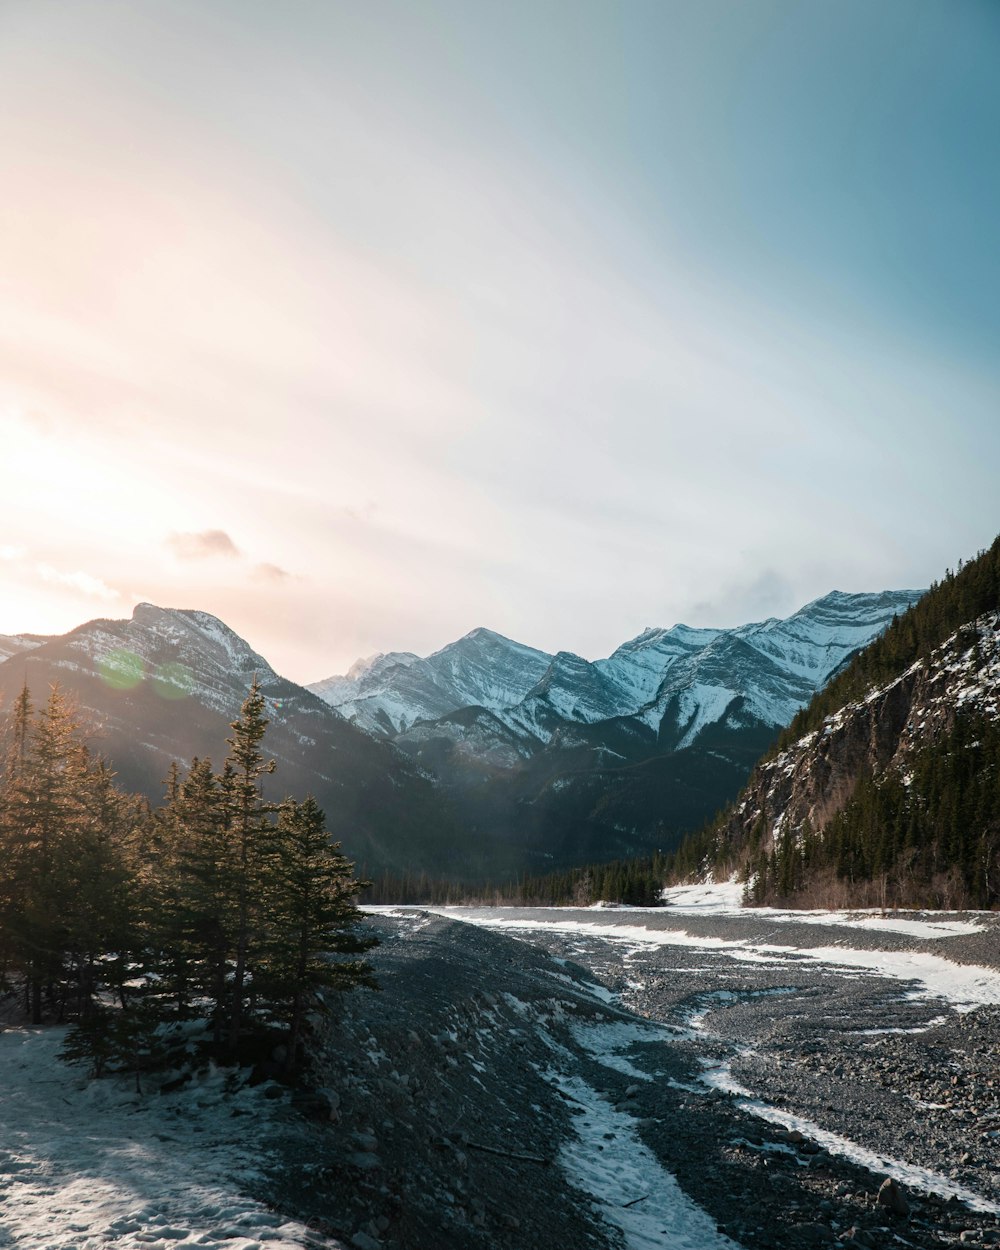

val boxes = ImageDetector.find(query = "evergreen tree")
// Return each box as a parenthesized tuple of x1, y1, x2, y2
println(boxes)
(0, 686, 139, 1023)
(260, 796, 376, 1070)
(219, 678, 276, 1053)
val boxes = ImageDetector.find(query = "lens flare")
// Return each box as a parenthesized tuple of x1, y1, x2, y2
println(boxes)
(152, 662, 194, 700)
(98, 649, 144, 690)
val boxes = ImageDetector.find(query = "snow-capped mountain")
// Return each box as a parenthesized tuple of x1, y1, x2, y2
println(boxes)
(314, 590, 923, 755)
(0, 632, 45, 662)
(0, 604, 464, 876)
(0, 587, 926, 881)
(310, 627, 553, 735)
(300, 589, 924, 873)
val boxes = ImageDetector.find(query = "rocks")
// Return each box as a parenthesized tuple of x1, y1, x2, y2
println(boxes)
(257, 911, 1000, 1250)
(795, 1221, 836, 1243)
(290, 1088, 339, 1121)
(876, 1177, 910, 1217)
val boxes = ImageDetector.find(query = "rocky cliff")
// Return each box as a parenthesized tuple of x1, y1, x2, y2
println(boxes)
(713, 611, 1000, 899)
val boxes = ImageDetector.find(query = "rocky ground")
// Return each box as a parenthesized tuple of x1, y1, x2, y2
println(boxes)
(253, 905, 1000, 1250)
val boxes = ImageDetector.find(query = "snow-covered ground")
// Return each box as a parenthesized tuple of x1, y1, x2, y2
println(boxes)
(549, 1068, 739, 1250)
(699, 1059, 1000, 1216)
(657, 878, 986, 939)
(419, 908, 1000, 1013)
(0, 1028, 338, 1250)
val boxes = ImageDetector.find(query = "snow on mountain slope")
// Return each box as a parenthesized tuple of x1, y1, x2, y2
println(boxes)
(32, 602, 281, 717)
(595, 623, 722, 707)
(310, 650, 420, 710)
(310, 627, 552, 734)
(733, 590, 923, 685)
(424, 626, 553, 708)
(0, 632, 45, 662)
(313, 589, 924, 760)
(0, 603, 464, 874)
(638, 632, 817, 739)
(505, 650, 636, 739)
(641, 590, 924, 743)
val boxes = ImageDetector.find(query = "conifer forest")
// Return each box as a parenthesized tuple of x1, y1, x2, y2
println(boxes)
(0, 679, 375, 1080)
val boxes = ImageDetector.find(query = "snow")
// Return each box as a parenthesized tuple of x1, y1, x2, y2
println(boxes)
(659, 878, 986, 939)
(660, 879, 746, 910)
(315, 589, 921, 749)
(0, 1027, 341, 1250)
(673, 684, 738, 750)
(432, 910, 1000, 1010)
(699, 1060, 1000, 1216)
(0, 634, 43, 662)
(549, 1067, 739, 1249)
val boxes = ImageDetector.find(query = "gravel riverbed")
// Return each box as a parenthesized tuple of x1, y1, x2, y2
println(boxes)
(266, 905, 1000, 1250)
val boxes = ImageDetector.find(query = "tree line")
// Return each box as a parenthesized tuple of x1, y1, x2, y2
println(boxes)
(363, 851, 670, 908)
(0, 679, 374, 1078)
(780, 708, 1000, 909)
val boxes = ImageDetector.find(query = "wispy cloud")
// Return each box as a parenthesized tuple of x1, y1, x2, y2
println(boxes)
(168, 530, 241, 560)
(37, 564, 119, 601)
(690, 569, 797, 628)
(253, 562, 291, 583)
(0, 545, 26, 561)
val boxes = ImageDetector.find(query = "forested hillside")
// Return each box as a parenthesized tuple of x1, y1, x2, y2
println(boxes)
(778, 537, 1000, 749)
(695, 538, 1000, 909)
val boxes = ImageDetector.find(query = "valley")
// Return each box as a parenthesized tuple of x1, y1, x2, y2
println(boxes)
(6, 894, 1000, 1250)
(355, 895, 1000, 1248)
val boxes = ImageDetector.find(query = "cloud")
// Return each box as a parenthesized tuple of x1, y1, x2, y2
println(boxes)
(168, 529, 241, 560)
(253, 561, 292, 583)
(0, 545, 26, 561)
(690, 568, 796, 626)
(37, 564, 119, 601)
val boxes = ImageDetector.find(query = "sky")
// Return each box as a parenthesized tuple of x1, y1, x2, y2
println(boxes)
(1, 0, 998, 683)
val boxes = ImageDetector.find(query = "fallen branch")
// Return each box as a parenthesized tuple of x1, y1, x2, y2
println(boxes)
(465, 1140, 550, 1166)
(622, 1194, 650, 1209)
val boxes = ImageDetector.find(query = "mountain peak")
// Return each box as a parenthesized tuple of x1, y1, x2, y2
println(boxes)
(309, 588, 926, 748)
(453, 626, 514, 647)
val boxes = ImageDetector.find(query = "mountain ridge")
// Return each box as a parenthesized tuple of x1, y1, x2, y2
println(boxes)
(0, 603, 469, 878)
(0, 585, 927, 881)
(308, 588, 924, 873)
(311, 589, 925, 756)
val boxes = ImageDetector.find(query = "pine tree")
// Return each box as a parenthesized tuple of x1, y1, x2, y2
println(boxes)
(220, 678, 276, 1053)
(0, 686, 140, 1023)
(166, 756, 231, 1031)
(2, 686, 91, 1021)
(260, 796, 376, 1071)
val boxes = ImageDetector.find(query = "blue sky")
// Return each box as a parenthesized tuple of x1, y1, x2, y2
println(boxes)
(0, 0, 997, 680)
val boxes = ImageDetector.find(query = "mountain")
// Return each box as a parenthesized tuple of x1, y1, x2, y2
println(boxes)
(0, 632, 46, 662)
(310, 628, 552, 735)
(0, 604, 469, 877)
(314, 591, 922, 748)
(0, 585, 927, 885)
(697, 537, 1000, 909)
(312, 589, 923, 872)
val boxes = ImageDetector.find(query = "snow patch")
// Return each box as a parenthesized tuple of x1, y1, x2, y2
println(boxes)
(549, 1067, 739, 1249)
(0, 1027, 339, 1250)
(700, 1060, 1000, 1216)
